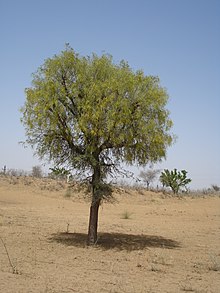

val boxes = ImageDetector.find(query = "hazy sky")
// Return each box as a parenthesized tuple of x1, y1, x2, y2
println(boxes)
(0, 0, 219, 189)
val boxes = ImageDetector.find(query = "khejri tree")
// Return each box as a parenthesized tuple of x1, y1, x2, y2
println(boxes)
(21, 45, 174, 245)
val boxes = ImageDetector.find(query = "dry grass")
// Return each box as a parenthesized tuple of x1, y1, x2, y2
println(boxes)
(121, 210, 133, 219)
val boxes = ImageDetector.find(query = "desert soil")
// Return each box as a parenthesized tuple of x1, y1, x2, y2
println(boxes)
(0, 175, 219, 293)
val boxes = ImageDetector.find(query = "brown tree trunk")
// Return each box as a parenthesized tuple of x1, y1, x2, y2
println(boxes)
(87, 157, 101, 245)
(87, 199, 100, 245)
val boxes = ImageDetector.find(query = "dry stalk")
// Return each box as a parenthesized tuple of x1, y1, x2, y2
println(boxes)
(0, 236, 18, 274)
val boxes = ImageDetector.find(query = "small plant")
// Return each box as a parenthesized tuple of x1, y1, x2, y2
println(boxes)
(121, 210, 132, 219)
(160, 169, 192, 194)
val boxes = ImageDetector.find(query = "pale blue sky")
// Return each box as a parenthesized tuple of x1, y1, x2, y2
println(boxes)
(0, 0, 219, 189)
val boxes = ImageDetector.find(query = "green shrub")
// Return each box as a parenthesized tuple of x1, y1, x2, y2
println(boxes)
(160, 169, 191, 194)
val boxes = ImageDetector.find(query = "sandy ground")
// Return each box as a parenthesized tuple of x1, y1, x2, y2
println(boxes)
(0, 175, 219, 293)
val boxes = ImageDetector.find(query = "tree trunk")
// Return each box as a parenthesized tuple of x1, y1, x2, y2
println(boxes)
(87, 157, 101, 245)
(87, 199, 100, 245)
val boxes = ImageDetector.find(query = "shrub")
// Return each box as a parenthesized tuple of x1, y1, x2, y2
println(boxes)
(160, 169, 191, 194)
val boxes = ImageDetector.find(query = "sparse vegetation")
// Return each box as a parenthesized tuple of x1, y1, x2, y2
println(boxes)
(0, 175, 219, 292)
(5, 168, 29, 177)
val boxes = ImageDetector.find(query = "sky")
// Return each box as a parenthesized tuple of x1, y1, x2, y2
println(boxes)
(0, 0, 219, 189)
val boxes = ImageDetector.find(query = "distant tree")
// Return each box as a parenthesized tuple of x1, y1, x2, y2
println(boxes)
(160, 169, 191, 194)
(211, 184, 220, 192)
(139, 169, 160, 190)
(21, 45, 174, 245)
(32, 165, 43, 178)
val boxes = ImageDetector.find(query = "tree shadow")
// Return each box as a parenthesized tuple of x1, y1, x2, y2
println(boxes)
(50, 232, 180, 251)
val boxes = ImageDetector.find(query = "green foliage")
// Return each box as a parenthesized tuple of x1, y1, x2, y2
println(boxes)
(21, 45, 174, 202)
(160, 169, 191, 194)
(49, 167, 71, 179)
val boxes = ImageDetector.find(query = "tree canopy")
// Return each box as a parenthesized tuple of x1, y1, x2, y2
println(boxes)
(139, 168, 160, 190)
(21, 45, 174, 244)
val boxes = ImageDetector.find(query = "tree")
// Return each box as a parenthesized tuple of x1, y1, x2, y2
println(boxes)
(160, 169, 191, 194)
(211, 184, 220, 192)
(21, 45, 174, 245)
(32, 165, 43, 178)
(139, 168, 160, 190)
